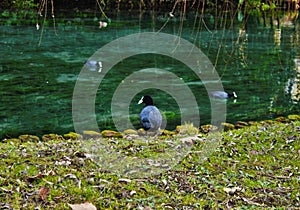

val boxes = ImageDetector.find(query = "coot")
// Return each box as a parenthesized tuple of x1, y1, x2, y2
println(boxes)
(84, 60, 102, 72)
(138, 95, 162, 132)
(209, 91, 237, 99)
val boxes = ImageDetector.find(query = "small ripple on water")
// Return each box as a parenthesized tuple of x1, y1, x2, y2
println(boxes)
(56, 74, 78, 83)
(0, 74, 15, 81)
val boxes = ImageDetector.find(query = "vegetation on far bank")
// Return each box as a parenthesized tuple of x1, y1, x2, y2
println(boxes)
(0, 115, 299, 209)
(1, 0, 298, 12)
(1, 0, 299, 26)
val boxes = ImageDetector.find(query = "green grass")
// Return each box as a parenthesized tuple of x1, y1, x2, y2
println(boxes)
(0, 119, 299, 209)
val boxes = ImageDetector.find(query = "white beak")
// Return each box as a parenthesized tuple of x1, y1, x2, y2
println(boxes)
(138, 96, 144, 104)
(233, 92, 237, 98)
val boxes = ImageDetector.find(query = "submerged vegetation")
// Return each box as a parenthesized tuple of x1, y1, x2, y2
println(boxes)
(0, 116, 299, 209)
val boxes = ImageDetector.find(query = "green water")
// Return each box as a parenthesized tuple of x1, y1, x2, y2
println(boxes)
(0, 11, 299, 138)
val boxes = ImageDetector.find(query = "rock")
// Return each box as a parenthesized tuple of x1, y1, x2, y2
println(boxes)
(235, 121, 249, 129)
(221, 122, 235, 131)
(123, 129, 139, 140)
(123, 129, 138, 135)
(176, 123, 199, 135)
(101, 130, 123, 138)
(176, 125, 182, 133)
(64, 132, 82, 140)
(262, 120, 275, 124)
(19, 134, 40, 142)
(288, 114, 300, 121)
(275, 116, 290, 123)
(200, 124, 218, 134)
(138, 128, 146, 135)
(83, 130, 102, 138)
(161, 129, 176, 136)
(42, 134, 64, 141)
(2, 138, 20, 143)
(248, 121, 259, 126)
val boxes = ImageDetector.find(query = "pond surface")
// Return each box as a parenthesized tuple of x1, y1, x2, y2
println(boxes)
(0, 11, 299, 138)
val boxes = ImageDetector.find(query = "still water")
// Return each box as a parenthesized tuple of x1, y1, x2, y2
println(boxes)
(0, 11, 299, 138)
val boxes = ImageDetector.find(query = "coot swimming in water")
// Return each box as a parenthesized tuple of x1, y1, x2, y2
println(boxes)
(138, 95, 162, 132)
(209, 91, 237, 99)
(84, 60, 102, 72)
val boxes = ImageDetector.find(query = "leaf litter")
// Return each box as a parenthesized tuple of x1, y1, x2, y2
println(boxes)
(0, 119, 299, 209)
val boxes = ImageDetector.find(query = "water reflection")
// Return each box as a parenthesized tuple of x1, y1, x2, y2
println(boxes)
(237, 28, 248, 68)
(274, 11, 298, 28)
(275, 11, 300, 104)
(286, 58, 300, 103)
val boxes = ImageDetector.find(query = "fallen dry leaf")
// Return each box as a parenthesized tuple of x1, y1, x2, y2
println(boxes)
(68, 202, 97, 210)
(39, 186, 50, 200)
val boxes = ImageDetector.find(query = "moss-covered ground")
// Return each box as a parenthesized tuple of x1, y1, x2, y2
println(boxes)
(0, 118, 299, 209)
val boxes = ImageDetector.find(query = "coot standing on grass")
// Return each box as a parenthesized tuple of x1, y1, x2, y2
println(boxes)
(209, 91, 237, 99)
(138, 95, 162, 132)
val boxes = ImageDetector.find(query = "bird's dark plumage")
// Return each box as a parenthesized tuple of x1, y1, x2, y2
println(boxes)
(209, 91, 237, 99)
(138, 95, 162, 131)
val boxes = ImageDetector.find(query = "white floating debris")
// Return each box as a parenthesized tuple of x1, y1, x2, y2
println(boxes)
(99, 21, 108, 28)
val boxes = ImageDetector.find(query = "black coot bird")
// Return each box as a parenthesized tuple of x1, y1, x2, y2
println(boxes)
(138, 95, 162, 132)
(84, 60, 102, 72)
(209, 91, 237, 99)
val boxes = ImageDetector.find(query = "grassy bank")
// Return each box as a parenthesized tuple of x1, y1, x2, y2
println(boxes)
(0, 117, 299, 209)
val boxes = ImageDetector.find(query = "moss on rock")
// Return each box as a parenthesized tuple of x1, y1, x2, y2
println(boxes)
(288, 114, 300, 121)
(42, 134, 64, 141)
(19, 134, 40, 142)
(123, 129, 138, 135)
(176, 123, 199, 135)
(221, 122, 235, 131)
(161, 129, 176, 136)
(235, 121, 249, 129)
(137, 128, 146, 135)
(248, 121, 259, 126)
(64, 132, 82, 140)
(275, 116, 290, 123)
(101, 130, 123, 138)
(83, 130, 102, 138)
(2, 138, 20, 143)
(200, 124, 218, 134)
(262, 119, 275, 124)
